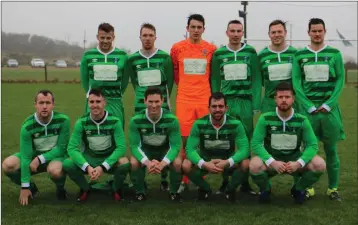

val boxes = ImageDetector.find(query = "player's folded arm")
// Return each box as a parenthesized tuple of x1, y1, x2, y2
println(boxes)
(103, 121, 126, 171)
(129, 118, 149, 164)
(19, 127, 33, 187)
(299, 117, 319, 167)
(185, 122, 204, 168)
(67, 120, 89, 171)
(163, 118, 182, 164)
(231, 122, 250, 167)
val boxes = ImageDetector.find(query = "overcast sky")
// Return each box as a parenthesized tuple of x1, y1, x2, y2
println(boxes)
(2, 1, 357, 60)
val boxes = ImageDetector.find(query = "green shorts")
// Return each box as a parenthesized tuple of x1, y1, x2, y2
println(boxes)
(85, 98, 125, 128)
(13, 152, 65, 174)
(261, 97, 301, 114)
(63, 154, 120, 174)
(302, 104, 345, 143)
(226, 97, 253, 139)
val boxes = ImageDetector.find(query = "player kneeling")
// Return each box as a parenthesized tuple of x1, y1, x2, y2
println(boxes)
(250, 82, 326, 204)
(182, 92, 250, 202)
(63, 89, 130, 202)
(129, 87, 183, 202)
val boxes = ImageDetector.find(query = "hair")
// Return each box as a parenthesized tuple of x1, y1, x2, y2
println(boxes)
(227, 20, 242, 29)
(275, 82, 295, 96)
(144, 87, 163, 99)
(269, 19, 287, 31)
(308, 18, 326, 31)
(98, 23, 115, 33)
(35, 89, 54, 102)
(88, 88, 104, 98)
(140, 23, 156, 35)
(187, 14, 205, 27)
(209, 92, 227, 106)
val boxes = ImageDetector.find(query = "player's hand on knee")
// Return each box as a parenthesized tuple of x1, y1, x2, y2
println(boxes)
(30, 157, 40, 173)
(19, 189, 32, 206)
(270, 161, 287, 174)
(86, 166, 96, 180)
(147, 160, 159, 174)
(92, 166, 104, 180)
(203, 161, 223, 174)
(285, 161, 302, 174)
(154, 161, 167, 174)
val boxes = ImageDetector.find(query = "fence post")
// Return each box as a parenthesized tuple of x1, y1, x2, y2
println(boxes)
(44, 64, 48, 82)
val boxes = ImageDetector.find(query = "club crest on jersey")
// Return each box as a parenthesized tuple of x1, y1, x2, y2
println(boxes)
(92, 59, 98, 63)
(324, 56, 329, 62)
(288, 57, 292, 63)
(271, 126, 277, 131)
(202, 49, 207, 56)
(114, 57, 118, 63)
(156, 62, 160, 68)
(244, 56, 249, 63)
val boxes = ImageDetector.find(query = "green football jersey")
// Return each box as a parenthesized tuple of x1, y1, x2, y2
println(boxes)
(129, 108, 181, 164)
(185, 114, 249, 168)
(67, 111, 126, 171)
(125, 49, 174, 113)
(80, 47, 129, 99)
(210, 44, 261, 110)
(251, 109, 318, 166)
(20, 111, 70, 187)
(292, 45, 345, 112)
(258, 46, 297, 98)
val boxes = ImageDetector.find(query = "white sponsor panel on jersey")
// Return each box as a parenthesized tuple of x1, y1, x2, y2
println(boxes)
(271, 133, 297, 150)
(137, 69, 162, 87)
(87, 135, 112, 151)
(143, 135, 167, 146)
(268, 63, 292, 81)
(304, 64, 329, 82)
(34, 135, 58, 152)
(223, 64, 247, 80)
(183, 59, 207, 75)
(93, 65, 118, 81)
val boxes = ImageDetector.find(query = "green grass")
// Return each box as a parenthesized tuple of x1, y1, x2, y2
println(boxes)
(1, 83, 357, 225)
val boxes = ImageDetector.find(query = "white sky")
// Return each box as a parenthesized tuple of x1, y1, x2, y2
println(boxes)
(2, 0, 357, 60)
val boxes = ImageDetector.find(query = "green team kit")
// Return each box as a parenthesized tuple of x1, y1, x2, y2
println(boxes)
(129, 108, 182, 194)
(63, 111, 129, 192)
(250, 110, 323, 192)
(185, 114, 249, 193)
(126, 49, 174, 113)
(5, 111, 70, 190)
(292, 45, 345, 190)
(258, 46, 300, 112)
(80, 47, 129, 123)
(211, 44, 261, 138)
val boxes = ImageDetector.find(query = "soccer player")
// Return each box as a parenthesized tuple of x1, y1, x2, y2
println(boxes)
(129, 87, 183, 202)
(250, 82, 326, 204)
(292, 18, 345, 201)
(182, 92, 250, 201)
(170, 14, 217, 191)
(258, 19, 299, 113)
(2, 90, 70, 205)
(210, 19, 260, 195)
(63, 89, 130, 202)
(80, 23, 129, 124)
(125, 23, 174, 190)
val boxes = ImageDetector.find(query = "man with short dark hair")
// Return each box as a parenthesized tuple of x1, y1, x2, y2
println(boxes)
(250, 82, 325, 204)
(129, 87, 183, 202)
(63, 89, 129, 202)
(80, 23, 129, 124)
(182, 92, 250, 202)
(211, 19, 260, 195)
(292, 18, 345, 201)
(2, 90, 70, 205)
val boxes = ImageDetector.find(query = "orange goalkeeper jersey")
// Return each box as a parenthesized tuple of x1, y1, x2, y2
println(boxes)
(170, 39, 217, 104)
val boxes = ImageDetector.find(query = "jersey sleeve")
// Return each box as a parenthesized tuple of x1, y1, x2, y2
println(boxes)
(129, 118, 148, 163)
(210, 51, 221, 93)
(20, 126, 33, 188)
(164, 55, 174, 95)
(163, 117, 182, 164)
(251, 115, 274, 164)
(298, 117, 319, 165)
(323, 51, 345, 111)
(67, 119, 89, 171)
(229, 122, 250, 166)
(103, 120, 126, 170)
(120, 53, 130, 96)
(185, 121, 203, 166)
(170, 45, 179, 85)
(80, 53, 89, 93)
(251, 50, 262, 111)
(292, 54, 316, 113)
(40, 116, 70, 163)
